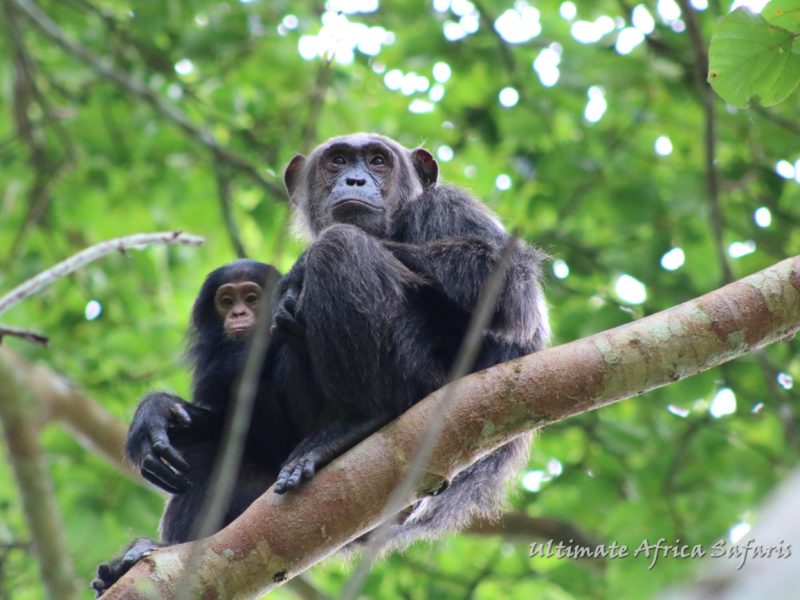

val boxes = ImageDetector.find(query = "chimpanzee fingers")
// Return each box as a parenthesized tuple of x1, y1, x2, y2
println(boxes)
(141, 455, 191, 494)
(272, 307, 305, 338)
(270, 312, 307, 357)
(151, 439, 190, 474)
(141, 467, 188, 495)
(383, 241, 425, 273)
(168, 402, 193, 428)
(147, 420, 189, 474)
(283, 293, 298, 313)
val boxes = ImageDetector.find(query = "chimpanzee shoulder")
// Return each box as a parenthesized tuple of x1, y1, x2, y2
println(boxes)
(390, 183, 507, 245)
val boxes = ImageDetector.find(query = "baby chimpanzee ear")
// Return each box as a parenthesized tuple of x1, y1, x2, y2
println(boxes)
(284, 154, 307, 200)
(412, 148, 438, 188)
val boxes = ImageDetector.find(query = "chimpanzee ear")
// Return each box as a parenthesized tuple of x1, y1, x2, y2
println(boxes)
(412, 148, 438, 188)
(284, 154, 307, 201)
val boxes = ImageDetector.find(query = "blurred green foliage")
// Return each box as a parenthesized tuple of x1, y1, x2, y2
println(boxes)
(1, 0, 799, 598)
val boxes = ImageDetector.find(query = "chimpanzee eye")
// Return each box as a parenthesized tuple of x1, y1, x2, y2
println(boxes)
(331, 154, 346, 166)
(370, 154, 386, 166)
(219, 296, 234, 308)
(246, 294, 260, 305)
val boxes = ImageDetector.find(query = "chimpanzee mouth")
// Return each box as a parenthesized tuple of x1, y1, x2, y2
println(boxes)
(332, 198, 384, 211)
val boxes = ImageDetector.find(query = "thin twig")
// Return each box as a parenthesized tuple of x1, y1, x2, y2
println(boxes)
(677, 0, 732, 283)
(0, 325, 48, 346)
(300, 57, 334, 154)
(2, 0, 76, 265)
(752, 105, 800, 136)
(340, 232, 521, 600)
(11, 0, 285, 201)
(213, 157, 248, 259)
(0, 231, 204, 316)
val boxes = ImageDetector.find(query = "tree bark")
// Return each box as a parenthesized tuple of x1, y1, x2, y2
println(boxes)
(97, 255, 800, 599)
(0, 346, 139, 482)
(0, 360, 80, 600)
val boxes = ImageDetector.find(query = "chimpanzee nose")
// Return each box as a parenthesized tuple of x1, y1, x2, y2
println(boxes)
(346, 177, 366, 186)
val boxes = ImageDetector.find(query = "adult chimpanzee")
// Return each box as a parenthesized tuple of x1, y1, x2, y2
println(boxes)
(91, 259, 291, 596)
(270, 133, 549, 546)
(95, 133, 548, 594)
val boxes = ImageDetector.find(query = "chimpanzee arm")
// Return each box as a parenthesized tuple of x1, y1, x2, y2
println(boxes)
(125, 392, 218, 494)
(386, 185, 546, 346)
(384, 238, 543, 341)
(274, 414, 395, 494)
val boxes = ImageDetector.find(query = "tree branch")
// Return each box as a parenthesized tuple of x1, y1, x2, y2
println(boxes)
(2, 0, 77, 267)
(10, 0, 286, 200)
(0, 358, 80, 599)
(0, 347, 328, 599)
(103, 255, 800, 598)
(213, 159, 248, 259)
(0, 346, 142, 484)
(677, 0, 732, 284)
(0, 324, 48, 346)
(0, 231, 203, 316)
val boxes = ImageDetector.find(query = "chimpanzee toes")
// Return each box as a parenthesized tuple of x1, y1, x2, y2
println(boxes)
(91, 538, 158, 596)
(301, 456, 317, 479)
(91, 562, 119, 597)
(275, 453, 320, 494)
(274, 465, 300, 493)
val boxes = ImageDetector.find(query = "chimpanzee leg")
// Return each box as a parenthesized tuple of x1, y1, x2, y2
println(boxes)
(300, 223, 439, 415)
(274, 224, 445, 493)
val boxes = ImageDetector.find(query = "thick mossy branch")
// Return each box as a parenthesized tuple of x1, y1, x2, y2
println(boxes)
(100, 256, 800, 599)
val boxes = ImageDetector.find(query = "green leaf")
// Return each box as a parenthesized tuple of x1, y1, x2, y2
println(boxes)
(763, 0, 800, 33)
(708, 8, 800, 107)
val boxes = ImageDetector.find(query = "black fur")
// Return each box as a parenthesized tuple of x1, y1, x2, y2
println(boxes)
(92, 259, 292, 596)
(273, 134, 549, 544)
(93, 134, 549, 595)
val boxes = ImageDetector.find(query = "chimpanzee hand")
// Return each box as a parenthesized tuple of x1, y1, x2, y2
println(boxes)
(270, 261, 307, 351)
(270, 286, 305, 343)
(125, 392, 196, 494)
(382, 240, 434, 282)
(91, 538, 159, 597)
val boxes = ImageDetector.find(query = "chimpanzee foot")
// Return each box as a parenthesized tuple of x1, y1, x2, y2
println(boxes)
(274, 449, 322, 494)
(91, 538, 158, 597)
